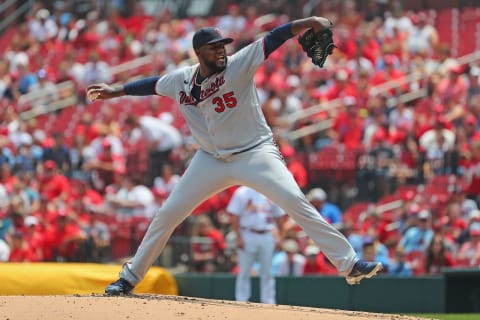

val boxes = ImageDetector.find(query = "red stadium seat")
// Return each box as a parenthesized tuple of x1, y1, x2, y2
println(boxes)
(343, 202, 374, 228)
(395, 185, 419, 200)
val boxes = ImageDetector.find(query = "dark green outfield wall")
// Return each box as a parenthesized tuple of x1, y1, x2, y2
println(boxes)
(175, 269, 480, 313)
(443, 269, 480, 313)
(174, 274, 445, 313)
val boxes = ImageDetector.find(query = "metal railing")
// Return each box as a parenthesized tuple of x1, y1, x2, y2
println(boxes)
(287, 49, 480, 141)
(14, 37, 480, 131)
(17, 54, 156, 120)
(0, 0, 34, 34)
(141, 0, 214, 17)
(18, 80, 78, 120)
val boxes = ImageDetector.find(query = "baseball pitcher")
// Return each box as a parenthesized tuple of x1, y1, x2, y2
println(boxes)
(86, 16, 382, 295)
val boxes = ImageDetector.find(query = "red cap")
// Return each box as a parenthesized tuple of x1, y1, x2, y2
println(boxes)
(371, 129, 387, 145)
(102, 139, 112, 148)
(470, 228, 480, 237)
(435, 115, 449, 128)
(464, 114, 477, 125)
(57, 210, 68, 218)
(449, 64, 463, 74)
(432, 104, 445, 113)
(472, 132, 480, 143)
(389, 130, 406, 144)
(44, 160, 57, 170)
(114, 167, 127, 175)
(384, 55, 396, 66)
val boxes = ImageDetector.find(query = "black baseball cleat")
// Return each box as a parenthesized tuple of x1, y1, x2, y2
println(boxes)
(345, 260, 383, 285)
(105, 278, 134, 295)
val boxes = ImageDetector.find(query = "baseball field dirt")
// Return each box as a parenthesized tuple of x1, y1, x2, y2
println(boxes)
(0, 295, 431, 320)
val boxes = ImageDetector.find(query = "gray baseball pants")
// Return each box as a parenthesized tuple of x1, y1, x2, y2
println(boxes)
(120, 140, 357, 284)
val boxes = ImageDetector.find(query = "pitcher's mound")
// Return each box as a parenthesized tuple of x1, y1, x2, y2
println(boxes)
(0, 295, 429, 320)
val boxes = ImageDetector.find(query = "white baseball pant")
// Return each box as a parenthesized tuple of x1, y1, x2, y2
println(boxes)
(236, 230, 276, 304)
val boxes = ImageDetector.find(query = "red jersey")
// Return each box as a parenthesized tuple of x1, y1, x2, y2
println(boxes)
(9, 244, 39, 262)
(332, 112, 364, 148)
(192, 229, 226, 256)
(303, 253, 337, 275)
(464, 158, 480, 196)
(45, 223, 84, 258)
(39, 174, 70, 201)
(24, 230, 47, 261)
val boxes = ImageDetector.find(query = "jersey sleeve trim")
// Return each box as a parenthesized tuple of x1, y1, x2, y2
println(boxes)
(263, 22, 294, 58)
(124, 76, 160, 96)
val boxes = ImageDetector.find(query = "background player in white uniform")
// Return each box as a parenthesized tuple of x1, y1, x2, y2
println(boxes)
(227, 186, 288, 304)
(86, 16, 382, 295)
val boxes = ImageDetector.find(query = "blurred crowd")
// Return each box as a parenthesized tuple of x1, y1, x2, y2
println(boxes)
(0, 0, 480, 277)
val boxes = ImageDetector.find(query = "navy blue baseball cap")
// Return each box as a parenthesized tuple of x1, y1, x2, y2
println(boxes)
(192, 27, 233, 50)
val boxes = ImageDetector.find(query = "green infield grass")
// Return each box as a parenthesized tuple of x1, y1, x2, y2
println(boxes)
(413, 314, 480, 320)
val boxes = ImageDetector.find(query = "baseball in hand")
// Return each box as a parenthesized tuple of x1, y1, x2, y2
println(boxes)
(87, 90, 99, 101)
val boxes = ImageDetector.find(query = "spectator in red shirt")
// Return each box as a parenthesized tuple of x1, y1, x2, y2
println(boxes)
(119, 3, 153, 38)
(8, 231, 38, 262)
(45, 211, 87, 262)
(8, 211, 27, 236)
(74, 112, 100, 144)
(370, 54, 408, 94)
(190, 214, 226, 273)
(42, 132, 71, 174)
(464, 114, 479, 143)
(361, 209, 398, 249)
(335, 25, 357, 60)
(463, 135, 480, 199)
(0, 162, 18, 194)
(85, 139, 126, 192)
(32, 196, 59, 232)
(38, 160, 70, 204)
(321, 69, 358, 102)
(435, 65, 468, 106)
(68, 179, 104, 209)
(303, 244, 337, 275)
(23, 215, 46, 261)
(443, 200, 468, 243)
(328, 96, 363, 148)
(80, 208, 111, 262)
(425, 234, 456, 275)
(358, 28, 382, 65)
(395, 133, 421, 185)
(457, 225, 480, 267)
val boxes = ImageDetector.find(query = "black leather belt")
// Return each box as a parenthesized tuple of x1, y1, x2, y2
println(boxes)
(242, 227, 270, 234)
(232, 141, 264, 155)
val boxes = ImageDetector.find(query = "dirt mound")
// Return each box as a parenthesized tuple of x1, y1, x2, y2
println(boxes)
(0, 295, 430, 320)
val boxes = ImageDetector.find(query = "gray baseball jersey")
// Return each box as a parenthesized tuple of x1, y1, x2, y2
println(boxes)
(154, 39, 271, 158)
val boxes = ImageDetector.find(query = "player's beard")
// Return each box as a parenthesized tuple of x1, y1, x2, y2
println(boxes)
(206, 56, 227, 73)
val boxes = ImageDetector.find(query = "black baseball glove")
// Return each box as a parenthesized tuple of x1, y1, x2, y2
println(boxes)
(298, 26, 336, 68)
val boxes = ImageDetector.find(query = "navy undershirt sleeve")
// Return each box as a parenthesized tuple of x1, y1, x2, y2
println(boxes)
(123, 76, 160, 96)
(263, 22, 294, 58)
